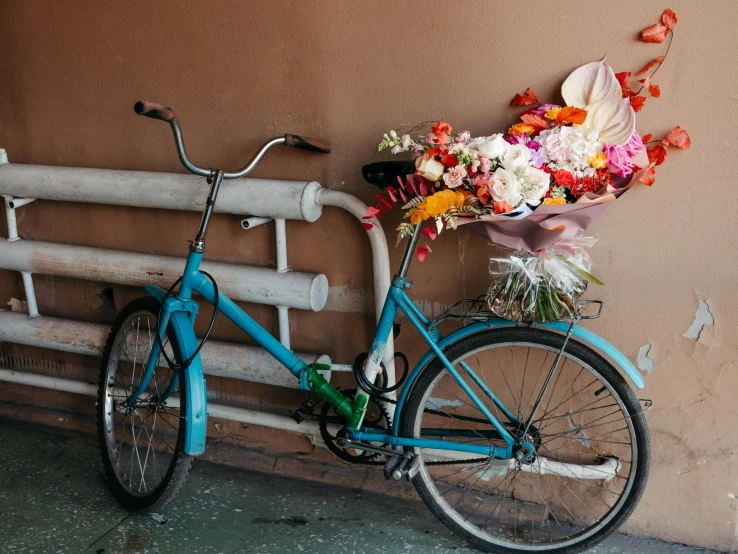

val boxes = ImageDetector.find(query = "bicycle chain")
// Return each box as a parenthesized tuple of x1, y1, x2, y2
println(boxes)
(317, 393, 489, 467)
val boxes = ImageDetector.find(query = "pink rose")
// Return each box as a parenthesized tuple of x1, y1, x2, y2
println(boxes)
(442, 165, 468, 188)
(624, 132, 644, 157)
(603, 143, 633, 178)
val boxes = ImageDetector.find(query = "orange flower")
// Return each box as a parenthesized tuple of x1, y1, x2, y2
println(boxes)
(432, 122, 452, 144)
(493, 201, 514, 214)
(555, 106, 588, 126)
(509, 123, 536, 136)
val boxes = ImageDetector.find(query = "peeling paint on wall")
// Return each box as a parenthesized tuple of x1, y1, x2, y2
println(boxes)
(426, 397, 463, 410)
(6, 298, 28, 313)
(637, 344, 654, 373)
(683, 300, 714, 340)
(566, 414, 591, 448)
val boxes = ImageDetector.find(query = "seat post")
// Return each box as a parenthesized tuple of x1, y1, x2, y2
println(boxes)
(397, 223, 423, 280)
(191, 170, 224, 253)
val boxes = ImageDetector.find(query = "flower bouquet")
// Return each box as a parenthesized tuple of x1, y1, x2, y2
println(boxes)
(364, 8, 690, 322)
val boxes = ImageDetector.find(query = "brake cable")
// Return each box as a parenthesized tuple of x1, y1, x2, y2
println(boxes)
(154, 270, 219, 372)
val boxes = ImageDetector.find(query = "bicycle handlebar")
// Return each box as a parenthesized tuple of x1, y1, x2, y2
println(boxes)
(133, 100, 331, 179)
(133, 101, 176, 122)
(284, 133, 332, 154)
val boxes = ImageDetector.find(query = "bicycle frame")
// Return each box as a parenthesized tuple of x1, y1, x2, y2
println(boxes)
(125, 220, 527, 458)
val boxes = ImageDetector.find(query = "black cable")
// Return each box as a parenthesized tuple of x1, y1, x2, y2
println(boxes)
(352, 351, 408, 395)
(154, 271, 220, 371)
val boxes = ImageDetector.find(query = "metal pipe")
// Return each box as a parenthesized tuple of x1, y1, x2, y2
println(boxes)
(241, 217, 272, 229)
(8, 197, 36, 209)
(0, 163, 324, 222)
(0, 367, 336, 436)
(274, 218, 291, 348)
(3, 196, 19, 242)
(0, 240, 328, 312)
(316, 189, 397, 416)
(275, 218, 288, 273)
(0, 311, 331, 389)
(20, 272, 39, 318)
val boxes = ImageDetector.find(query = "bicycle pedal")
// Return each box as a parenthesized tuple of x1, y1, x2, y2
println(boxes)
(383, 452, 416, 481)
(383, 454, 402, 480)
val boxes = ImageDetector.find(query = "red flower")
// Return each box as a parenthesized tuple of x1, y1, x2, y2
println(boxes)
(553, 169, 575, 187)
(432, 122, 452, 145)
(441, 153, 459, 167)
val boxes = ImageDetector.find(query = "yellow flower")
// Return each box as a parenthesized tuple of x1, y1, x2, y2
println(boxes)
(544, 108, 562, 121)
(415, 190, 466, 219)
(542, 197, 567, 206)
(410, 208, 428, 225)
(589, 152, 607, 169)
(509, 123, 536, 136)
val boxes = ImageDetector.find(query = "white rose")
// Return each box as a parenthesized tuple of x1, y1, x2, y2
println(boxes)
(415, 154, 445, 181)
(490, 167, 523, 206)
(501, 144, 532, 171)
(521, 167, 551, 206)
(469, 134, 508, 160)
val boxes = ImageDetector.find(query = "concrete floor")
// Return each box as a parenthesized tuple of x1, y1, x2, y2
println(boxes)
(0, 416, 723, 554)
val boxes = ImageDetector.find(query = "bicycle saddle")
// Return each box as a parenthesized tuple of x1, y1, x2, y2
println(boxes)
(362, 161, 416, 190)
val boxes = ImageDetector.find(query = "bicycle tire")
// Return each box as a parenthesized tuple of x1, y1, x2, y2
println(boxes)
(400, 326, 650, 554)
(97, 296, 192, 512)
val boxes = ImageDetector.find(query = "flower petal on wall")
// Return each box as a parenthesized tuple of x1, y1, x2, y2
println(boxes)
(561, 59, 621, 108)
(583, 97, 636, 145)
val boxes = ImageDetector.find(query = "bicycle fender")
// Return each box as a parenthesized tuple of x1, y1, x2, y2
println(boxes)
(146, 285, 208, 456)
(541, 321, 644, 390)
(391, 319, 643, 436)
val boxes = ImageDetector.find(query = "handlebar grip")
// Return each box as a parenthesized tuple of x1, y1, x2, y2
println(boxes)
(134, 101, 176, 122)
(284, 133, 332, 154)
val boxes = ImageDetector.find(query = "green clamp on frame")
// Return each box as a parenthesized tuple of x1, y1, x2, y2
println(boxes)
(301, 363, 368, 429)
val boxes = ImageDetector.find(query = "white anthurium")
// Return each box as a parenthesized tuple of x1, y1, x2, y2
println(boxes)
(561, 58, 621, 109)
(581, 97, 636, 146)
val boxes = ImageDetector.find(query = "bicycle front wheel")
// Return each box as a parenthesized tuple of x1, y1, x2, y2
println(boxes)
(97, 296, 192, 511)
(401, 327, 650, 554)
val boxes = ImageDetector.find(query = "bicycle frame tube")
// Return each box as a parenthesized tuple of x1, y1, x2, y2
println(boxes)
(130, 249, 307, 402)
(133, 238, 520, 459)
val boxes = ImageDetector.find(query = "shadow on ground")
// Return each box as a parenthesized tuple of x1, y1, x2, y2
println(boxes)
(0, 416, 722, 554)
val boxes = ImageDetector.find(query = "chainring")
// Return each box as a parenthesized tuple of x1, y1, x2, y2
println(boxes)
(318, 389, 391, 465)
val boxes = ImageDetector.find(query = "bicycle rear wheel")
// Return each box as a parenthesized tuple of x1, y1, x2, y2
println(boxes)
(97, 296, 192, 511)
(401, 327, 650, 554)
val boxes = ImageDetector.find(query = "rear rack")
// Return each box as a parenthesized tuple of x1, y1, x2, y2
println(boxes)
(427, 296, 604, 330)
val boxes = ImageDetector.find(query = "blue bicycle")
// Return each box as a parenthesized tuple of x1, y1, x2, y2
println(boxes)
(97, 101, 650, 553)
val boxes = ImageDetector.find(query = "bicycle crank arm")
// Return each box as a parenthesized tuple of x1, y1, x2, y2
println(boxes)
(337, 437, 398, 457)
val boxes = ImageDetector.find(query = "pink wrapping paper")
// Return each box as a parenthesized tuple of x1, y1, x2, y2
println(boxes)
(457, 150, 649, 252)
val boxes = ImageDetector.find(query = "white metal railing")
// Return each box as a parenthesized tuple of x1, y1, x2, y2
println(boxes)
(0, 149, 396, 432)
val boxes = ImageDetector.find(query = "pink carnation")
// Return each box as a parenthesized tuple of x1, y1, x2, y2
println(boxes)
(455, 131, 471, 143)
(603, 143, 634, 178)
(443, 165, 467, 188)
